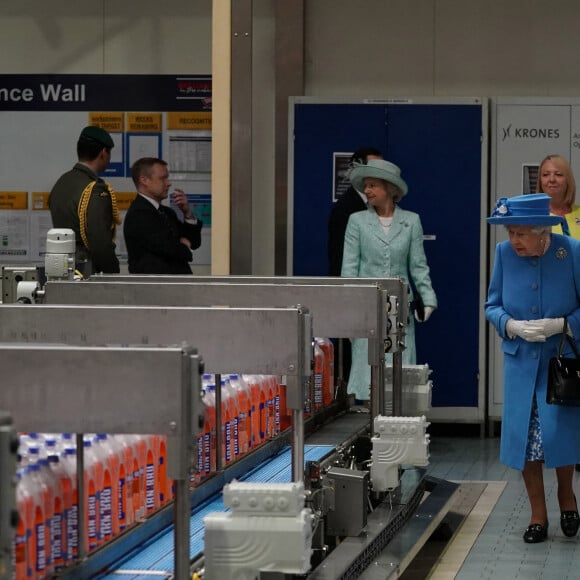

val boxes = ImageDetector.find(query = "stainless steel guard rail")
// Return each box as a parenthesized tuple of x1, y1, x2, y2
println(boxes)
(44, 276, 409, 419)
(0, 305, 311, 579)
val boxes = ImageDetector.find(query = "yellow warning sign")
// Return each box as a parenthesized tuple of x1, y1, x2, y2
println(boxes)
(31, 192, 50, 210)
(127, 113, 162, 133)
(89, 112, 124, 132)
(0, 191, 28, 210)
(167, 112, 212, 130)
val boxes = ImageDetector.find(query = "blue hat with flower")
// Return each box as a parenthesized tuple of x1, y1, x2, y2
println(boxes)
(487, 193, 564, 226)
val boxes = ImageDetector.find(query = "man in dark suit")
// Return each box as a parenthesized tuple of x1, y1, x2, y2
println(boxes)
(327, 146, 382, 388)
(124, 157, 202, 274)
(327, 147, 382, 276)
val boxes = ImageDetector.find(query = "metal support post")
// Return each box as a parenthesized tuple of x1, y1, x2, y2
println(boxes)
(173, 348, 200, 580)
(0, 412, 17, 580)
(392, 351, 403, 417)
(214, 373, 223, 472)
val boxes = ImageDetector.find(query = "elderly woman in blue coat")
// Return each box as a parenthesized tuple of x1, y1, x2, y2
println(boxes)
(486, 193, 580, 543)
(341, 159, 437, 402)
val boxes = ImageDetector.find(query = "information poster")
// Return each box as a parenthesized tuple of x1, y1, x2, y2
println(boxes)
(0, 74, 212, 265)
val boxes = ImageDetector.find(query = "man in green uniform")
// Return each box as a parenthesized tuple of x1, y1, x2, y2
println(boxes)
(49, 126, 121, 275)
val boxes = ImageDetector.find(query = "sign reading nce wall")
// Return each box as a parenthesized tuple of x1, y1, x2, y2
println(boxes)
(0, 74, 212, 111)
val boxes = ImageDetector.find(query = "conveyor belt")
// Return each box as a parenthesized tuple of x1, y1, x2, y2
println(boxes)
(95, 445, 333, 579)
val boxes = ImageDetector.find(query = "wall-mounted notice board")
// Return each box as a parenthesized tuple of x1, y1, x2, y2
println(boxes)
(0, 74, 212, 265)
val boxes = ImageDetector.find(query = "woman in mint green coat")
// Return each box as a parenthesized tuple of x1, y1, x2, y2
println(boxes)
(341, 159, 437, 402)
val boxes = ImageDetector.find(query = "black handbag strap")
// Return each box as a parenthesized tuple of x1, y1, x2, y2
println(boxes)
(559, 318, 580, 359)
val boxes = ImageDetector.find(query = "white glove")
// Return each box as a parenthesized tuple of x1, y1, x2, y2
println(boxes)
(415, 306, 434, 322)
(506, 319, 546, 342)
(531, 318, 565, 338)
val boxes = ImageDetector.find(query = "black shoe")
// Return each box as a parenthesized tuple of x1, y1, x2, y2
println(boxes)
(561, 497, 580, 538)
(576, 464, 580, 472)
(523, 522, 549, 543)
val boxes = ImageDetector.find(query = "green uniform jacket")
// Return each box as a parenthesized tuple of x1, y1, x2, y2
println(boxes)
(48, 163, 120, 273)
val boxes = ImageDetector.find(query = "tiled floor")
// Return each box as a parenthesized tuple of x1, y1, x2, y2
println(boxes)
(426, 435, 580, 579)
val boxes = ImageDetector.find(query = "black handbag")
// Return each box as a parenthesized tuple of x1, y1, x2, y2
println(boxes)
(412, 291, 425, 322)
(546, 318, 580, 406)
(408, 277, 425, 322)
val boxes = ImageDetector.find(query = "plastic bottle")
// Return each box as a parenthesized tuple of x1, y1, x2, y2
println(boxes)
(13, 470, 31, 580)
(196, 374, 217, 482)
(27, 462, 49, 577)
(222, 375, 240, 460)
(128, 435, 146, 522)
(137, 436, 148, 521)
(243, 375, 264, 448)
(278, 375, 292, 431)
(137, 435, 159, 517)
(316, 337, 335, 406)
(196, 385, 216, 482)
(223, 377, 240, 459)
(48, 449, 73, 569)
(269, 375, 281, 436)
(229, 374, 251, 455)
(92, 435, 117, 543)
(83, 439, 101, 551)
(60, 447, 79, 561)
(103, 434, 124, 535)
(260, 375, 271, 441)
(203, 386, 217, 476)
(157, 436, 170, 507)
(259, 375, 273, 439)
(41, 455, 65, 571)
(113, 435, 134, 530)
(214, 380, 233, 465)
(28, 448, 54, 575)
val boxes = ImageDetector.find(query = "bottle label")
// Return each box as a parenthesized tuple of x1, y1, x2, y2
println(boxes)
(101, 473, 113, 540)
(275, 393, 281, 434)
(118, 467, 126, 530)
(88, 484, 97, 549)
(203, 432, 210, 475)
(259, 401, 266, 440)
(68, 497, 78, 558)
(225, 422, 232, 463)
(51, 503, 63, 569)
(314, 372, 323, 406)
(35, 506, 46, 572)
(233, 416, 239, 457)
(146, 453, 156, 512)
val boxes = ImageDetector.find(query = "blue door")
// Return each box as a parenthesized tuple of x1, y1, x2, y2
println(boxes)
(292, 101, 483, 408)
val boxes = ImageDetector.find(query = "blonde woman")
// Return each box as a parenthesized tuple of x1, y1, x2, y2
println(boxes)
(536, 154, 580, 237)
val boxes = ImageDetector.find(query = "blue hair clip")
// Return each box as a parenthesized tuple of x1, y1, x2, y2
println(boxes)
(492, 197, 510, 217)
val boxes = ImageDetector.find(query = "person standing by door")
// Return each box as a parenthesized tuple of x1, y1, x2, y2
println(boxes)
(327, 147, 382, 389)
(341, 158, 437, 403)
